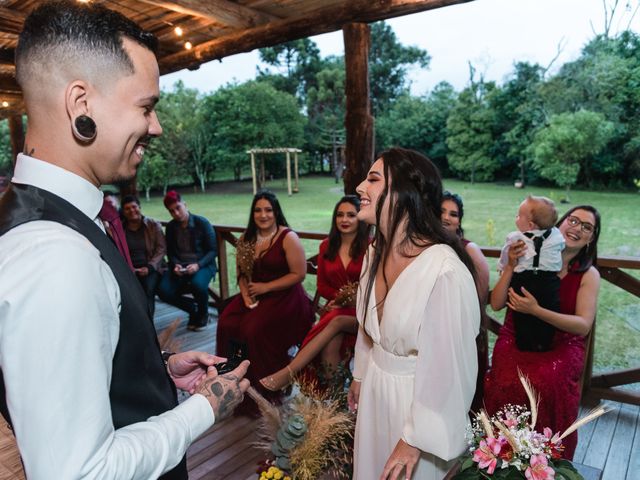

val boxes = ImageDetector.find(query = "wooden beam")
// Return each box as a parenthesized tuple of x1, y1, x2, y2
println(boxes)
(137, 0, 277, 29)
(0, 7, 25, 36)
(158, 0, 474, 74)
(591, 367, 640, 389)
(0, 74, 20, 94)
(587, 386, 640, 406)
(0, 62, 15, 76)
(343, 23, 374, 195)
(598, 266, 640, 297)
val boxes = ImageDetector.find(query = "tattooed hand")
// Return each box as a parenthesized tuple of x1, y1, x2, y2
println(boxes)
(196, 360, 250, 421)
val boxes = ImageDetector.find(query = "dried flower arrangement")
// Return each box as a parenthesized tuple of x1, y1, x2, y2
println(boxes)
(333, 281, 358, 308)
(236, 239, 257, 304)
(248, 378, 355, 480)
(236, 239, 256, 281)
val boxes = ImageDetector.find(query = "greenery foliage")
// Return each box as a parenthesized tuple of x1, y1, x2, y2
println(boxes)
(0, 120, 13, 176)
(4, 23, 640, 193)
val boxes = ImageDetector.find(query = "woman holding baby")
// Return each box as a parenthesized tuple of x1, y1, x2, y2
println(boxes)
(484, 204, 601, 459)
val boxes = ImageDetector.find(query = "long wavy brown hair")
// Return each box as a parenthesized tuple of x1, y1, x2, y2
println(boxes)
(360, 148, 477, 325)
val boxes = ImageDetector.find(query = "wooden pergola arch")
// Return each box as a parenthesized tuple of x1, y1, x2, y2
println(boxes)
(0, 0, 474, 193)
(247, 147, 301, 196)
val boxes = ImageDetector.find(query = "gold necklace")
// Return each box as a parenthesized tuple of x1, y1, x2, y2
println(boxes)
(256, 228, 277, 245)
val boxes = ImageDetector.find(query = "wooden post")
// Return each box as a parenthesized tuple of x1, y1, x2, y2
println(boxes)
(293, 151, 299, 193)
(343, 23, 374, 195)
(8, 115, 24, 165)
(259, 157, 265, 189)
(250, 152, 257, 194)
(286, 150, 292, 196)
(216, 230, 229, 300)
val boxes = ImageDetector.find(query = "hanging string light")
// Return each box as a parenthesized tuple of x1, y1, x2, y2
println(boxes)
(103, 0, 193, 52)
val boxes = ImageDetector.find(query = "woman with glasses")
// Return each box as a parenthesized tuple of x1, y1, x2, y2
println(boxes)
(484, 205, 601, 460)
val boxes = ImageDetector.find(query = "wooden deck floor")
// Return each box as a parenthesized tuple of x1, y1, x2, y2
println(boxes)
(154, 301, 638, 479)
(1, 301, 634, 479)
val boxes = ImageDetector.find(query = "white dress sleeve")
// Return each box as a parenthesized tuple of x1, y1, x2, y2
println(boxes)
(401, 262, 479, 461)
(352, 323, 373, 381)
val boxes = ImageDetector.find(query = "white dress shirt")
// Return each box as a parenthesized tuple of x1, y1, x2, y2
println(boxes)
(498, 227, 565, 273)
(0, 154, 214, 479)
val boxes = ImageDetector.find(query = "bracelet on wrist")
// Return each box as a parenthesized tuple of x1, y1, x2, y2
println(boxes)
(161, 351, 175, 367)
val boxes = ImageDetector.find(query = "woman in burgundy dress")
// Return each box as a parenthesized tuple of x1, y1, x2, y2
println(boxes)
(260, 195, 369, 391)
(441, 191, 490, 411)
(216, 191, 313, 398)
(484, 205, 601, 459)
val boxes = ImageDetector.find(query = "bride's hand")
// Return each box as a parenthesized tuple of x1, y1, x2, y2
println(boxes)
(347, 380, 361, 412)
(380, 439, 420, 480)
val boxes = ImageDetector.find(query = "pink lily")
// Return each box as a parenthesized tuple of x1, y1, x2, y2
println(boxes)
(525, 454, 555, 480)
(473, 437, 502, 474)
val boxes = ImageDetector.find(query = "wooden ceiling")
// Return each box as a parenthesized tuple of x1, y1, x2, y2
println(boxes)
(0, 0, 471, 118)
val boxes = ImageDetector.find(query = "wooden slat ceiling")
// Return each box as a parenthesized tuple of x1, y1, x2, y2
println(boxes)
(0, 0, 472, 118)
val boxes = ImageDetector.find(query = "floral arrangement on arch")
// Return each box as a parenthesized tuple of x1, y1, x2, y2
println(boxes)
(248, 376, 354, 480)
(453, 371, 608, 480)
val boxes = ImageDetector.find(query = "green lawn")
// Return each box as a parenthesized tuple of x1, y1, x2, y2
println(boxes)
(137, 175, 640, 373)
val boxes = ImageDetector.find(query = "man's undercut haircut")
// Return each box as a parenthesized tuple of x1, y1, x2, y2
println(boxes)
(16, 0, 158, 90)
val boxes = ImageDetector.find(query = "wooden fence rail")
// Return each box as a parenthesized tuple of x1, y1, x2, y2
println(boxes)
(208, 225, 640, 406)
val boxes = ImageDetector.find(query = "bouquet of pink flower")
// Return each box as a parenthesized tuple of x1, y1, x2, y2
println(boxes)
(453, 372, 608, 480)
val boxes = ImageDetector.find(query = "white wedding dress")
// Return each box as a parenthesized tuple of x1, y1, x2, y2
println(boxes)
(352, 244, 480, 479)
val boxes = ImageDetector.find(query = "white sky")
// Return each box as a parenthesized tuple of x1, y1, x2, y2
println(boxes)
(160, 0, 640, 96)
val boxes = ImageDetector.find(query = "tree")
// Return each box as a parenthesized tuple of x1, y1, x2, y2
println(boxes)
(540, 32, 640, 186)
(149, 80, 201, 187)
(137, 152, 168, 200)
(377, 82, 456, 172)
(305, 57, 346, 173)
(368, 22, 430, 115)
(200, 81, 305, 181)
(489, 62, 546, 184)
(446, 67, 498, 183)
(529, 110, 616, 199)
(258, 38, 323, 103)
(190, 127, 216, 192)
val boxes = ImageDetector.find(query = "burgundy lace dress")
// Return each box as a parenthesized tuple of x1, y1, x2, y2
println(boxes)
(216, 229, 313, 398)
(483, 269, 587, 459)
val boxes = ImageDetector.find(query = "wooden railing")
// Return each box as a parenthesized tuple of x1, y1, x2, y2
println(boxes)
(210, 225, 640, 406)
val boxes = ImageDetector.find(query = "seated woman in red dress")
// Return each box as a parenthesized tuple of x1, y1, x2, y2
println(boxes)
(484, 205, 601, 459)
(260, 195, 369, 391)
(216, 191, 313, 399)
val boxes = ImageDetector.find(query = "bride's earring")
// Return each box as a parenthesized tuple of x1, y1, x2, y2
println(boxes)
(72, 115, 97, 142)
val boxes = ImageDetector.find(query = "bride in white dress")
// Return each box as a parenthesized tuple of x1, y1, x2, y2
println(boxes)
(348, 148, 480, 480)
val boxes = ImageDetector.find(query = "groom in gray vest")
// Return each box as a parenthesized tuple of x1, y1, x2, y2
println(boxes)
(0, 2, 249, 478)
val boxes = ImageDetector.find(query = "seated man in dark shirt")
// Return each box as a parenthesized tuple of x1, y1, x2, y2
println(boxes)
(158, 191, 218, 331)
(122, 195, 166, 317)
